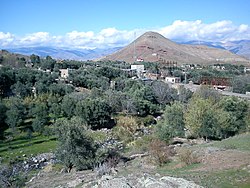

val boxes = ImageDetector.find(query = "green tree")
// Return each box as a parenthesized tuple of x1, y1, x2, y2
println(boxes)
(156, 102, 185, 142)
(75, 98, 112, 129)
(218, 96, 249, 136)
(30, 54, 40, 64)
(5, 97, 25, 133)
(0, 101, 7, 139)
(55, 117, 96, 171)
(31, 102, 49, 133)
(41, 56, 56, 70)
(61, 93, 88, 119)
(11, 81, 32, 97)
(184, 97, 219, 139)
(232, 75, 250, 94)
(194, 85, 221, 102)
(0, 67, 15, 97)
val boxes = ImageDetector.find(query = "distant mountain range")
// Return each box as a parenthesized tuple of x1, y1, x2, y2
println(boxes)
(180, 40, 250, 59)
(6, 46, 122, 61)
(102, 31, 249, 66)
(3, 35, 250, 63)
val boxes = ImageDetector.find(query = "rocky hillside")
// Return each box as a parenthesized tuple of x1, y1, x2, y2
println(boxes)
(0, 49, 30, 68)
(102, 31, 250, 65)
(24, 133, 250, 188)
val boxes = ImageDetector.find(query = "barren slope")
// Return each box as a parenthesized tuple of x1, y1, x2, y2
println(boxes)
(102, 31, 250, 65)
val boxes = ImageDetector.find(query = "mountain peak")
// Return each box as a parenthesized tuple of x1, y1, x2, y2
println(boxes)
(102, 32, 249, 65)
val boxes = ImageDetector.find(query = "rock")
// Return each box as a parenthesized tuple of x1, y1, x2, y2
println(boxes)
(97, 177, 133, 188)
(82, 174, 203, 188)
(67, 178, 84, 188)
(171, 137, 189, 145)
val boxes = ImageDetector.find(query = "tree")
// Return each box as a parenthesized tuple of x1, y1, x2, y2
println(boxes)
(30, 54, 40, 64)
(11, 81, 32, 98)
(61, 95, 77, 118)
(0, 67, 15, 97)
(178, 86, 193, 103)
(218, 96, 249, 137)
(40, 56, 56, 70)
(49, 83, 74, 96)
(194, 85, 221, 102)
(232, 75, 250, 94)
(94, 66, 123, 81)
(0, 101, 7, 139)
(104, 90, 124, 113)
(5, 97, 25, 133)
(55, 117, 96, 171)
(75, 98, 112, 129)
(151, 81, 177, 105)
(184, 96, 219, 139)
(31, 102, 49, 133)
(156, 102, 185, 142)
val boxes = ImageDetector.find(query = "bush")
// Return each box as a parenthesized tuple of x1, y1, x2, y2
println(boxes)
(94, 155, 120, 177)
(137, 115, 156, 127)
(178, 148, 200, 165)
(112, 116, 140, 143)
(128, 135, 155, 154)
(149, 139, 174, 166)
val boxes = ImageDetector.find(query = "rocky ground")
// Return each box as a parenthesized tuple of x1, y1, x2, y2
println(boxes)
(22, 133, 250, 188)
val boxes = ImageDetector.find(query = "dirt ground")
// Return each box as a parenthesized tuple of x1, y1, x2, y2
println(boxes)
(194, 148, 250, 172)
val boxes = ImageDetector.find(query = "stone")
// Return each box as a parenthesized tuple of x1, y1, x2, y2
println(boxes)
(67, 178, 84, 188)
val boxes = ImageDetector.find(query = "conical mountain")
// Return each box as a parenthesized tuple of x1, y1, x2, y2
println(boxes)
(102, 31, 249, 65)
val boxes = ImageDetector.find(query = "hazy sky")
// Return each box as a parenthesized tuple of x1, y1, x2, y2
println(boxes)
(1, 0, 250, 48)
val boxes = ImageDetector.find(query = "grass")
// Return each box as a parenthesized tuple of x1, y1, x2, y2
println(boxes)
(0, 134, 57, 163)
(205, 132, 250, 151)
(157, 160, 250, 188)
(156, 133, 250, 188)
(198, 168, 250, 188)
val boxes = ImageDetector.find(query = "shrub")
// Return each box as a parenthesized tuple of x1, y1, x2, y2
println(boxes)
(112, 116, 140, 143)
(94, 156, 120, 177)
(137, 115, 156, 127)
(178, 148, 200, 165)
(127, 135, 155, 154)
(149, 139, 174, 166)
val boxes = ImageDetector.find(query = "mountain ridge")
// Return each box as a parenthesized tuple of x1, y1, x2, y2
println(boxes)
(5, 46, 122, 61)
(181, 40, 250, 59)
(101, 31, 249, 65)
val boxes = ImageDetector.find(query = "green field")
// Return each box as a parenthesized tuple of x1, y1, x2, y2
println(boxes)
(0, 134, 57, 164)
(205, 133, 250, 151)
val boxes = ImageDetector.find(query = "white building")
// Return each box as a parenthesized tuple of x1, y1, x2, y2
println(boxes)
(165, 77, 181, 84)
(131, 65, 144, 73)
(60, 68, 69, 79)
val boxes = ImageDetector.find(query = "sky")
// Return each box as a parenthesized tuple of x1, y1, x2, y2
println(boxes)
(1, 0, 250, 49)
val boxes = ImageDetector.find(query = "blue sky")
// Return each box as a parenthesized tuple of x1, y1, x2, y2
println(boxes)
(1, 0, 250, 48)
